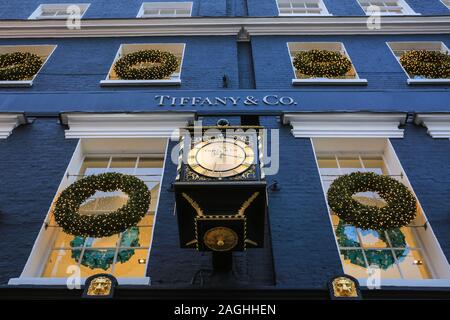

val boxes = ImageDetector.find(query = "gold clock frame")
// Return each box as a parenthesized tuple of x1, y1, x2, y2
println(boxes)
(187, 137, 255, 178)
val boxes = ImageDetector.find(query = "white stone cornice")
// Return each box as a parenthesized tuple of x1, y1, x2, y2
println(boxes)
(0, 16, 449, 38)
(414, 113, 450, 139)
(60, 112, 195, 139)
(0, 113, 27, 139)
(283, 112, 407, 138)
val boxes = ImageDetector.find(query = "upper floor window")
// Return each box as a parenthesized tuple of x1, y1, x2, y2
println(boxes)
(441, 0, 450, 10)
(312, 138, 450, 284)
(29, 3, 90, 20)
(9, 138, 168, 285)
(137, 2, 193, 18)
(0, 45, 56, 87)
(100, 43, 185, 87)
(387, 41, 450, 85)
(357, 0, 417, 15)
(287, 42, 367, 85)
(276, 0, 331, 16)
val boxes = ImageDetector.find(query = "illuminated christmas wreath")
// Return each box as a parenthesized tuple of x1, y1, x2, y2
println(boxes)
(336, 220, 406, 270)
(400, 50, 450, 79)
(293, 49, 353, 78)
(114, 49, 179, 80)
(0, 52, 43, 81)
(71, 227, 140, 270)
(327, 172, 417, 231)
(54, 172, 151, 238)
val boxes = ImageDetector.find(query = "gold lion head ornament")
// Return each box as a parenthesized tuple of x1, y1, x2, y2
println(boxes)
(330, 276, 361, 299)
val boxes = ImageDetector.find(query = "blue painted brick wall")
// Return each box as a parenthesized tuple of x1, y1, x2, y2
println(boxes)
(251, 34, 450, 90)
(0, 37, 239, 92)
(0, 118, 77, 284)
(391, 124, 450, 262)
(0, 0, 449, 18)
(260, 116, 342, 288)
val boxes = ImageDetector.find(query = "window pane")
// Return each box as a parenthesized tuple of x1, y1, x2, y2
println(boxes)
(138, 214, 155, 227)
(361, 156, 388, 175)
(113, 249, 149, 277)
(42, 249, 81, 277)
(395, 249, 432, 279)
(340, 249, 368, 278)
(79, 249, 114, 274)
(335, 223, 361, 248)
(365, 250, 402, 278)
(85, 234, 120, 249)
(54, 229, 79, 248)
(80, 157, 109, 176)
(109, 157, 137, 174)
(359, 229, 388, 248)
(337, 157, 362, 174)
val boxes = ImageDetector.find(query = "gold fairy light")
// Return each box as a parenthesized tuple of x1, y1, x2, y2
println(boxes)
(327, 171, 417, 231)
(114, 49, 179, 80)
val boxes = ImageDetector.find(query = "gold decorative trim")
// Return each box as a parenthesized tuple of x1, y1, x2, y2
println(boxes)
(237, 192, 260, 216)
(182, 192, 204, 216)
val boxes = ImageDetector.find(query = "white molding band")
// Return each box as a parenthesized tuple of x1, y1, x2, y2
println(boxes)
(0, 113, 27, 139)
(283, 112, 407, 138)
(0, 16, 449, 38)
(414, 113, 450, 139)
(60, 112, 195, 138)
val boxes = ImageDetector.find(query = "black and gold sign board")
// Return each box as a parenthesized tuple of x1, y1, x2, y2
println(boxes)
(175, 126, 267, 253)
(175, 182, 267, 252)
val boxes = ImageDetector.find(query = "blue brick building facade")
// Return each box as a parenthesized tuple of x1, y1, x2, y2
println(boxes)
(0, 0, 449, 299)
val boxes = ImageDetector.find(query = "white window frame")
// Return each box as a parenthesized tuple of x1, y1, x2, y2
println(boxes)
(387, 41, 450, 85)
(100, 43, 185, 86)
(311, 138, 450, 287)
(276, 0, 332, 16)
(0, 45, 57, 87)
(28, 3, 90, 20)
(287, 42, 368, 86)
(356, 0, 419, 16)
(137, 2, 193, 18)
(8, 138, 171, 286)
(441, 0, 450, 10)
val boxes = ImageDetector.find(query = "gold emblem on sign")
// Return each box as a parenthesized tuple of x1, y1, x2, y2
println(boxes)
(204, 227, 239, 251)
(332, 277, 358, 298)
(187, 138, 255, 178)
(87, 276, 112, 296)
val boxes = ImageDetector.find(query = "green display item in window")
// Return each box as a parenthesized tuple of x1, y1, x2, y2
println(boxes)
(70, 227, 140, 271)
(336, 221, 407, 270)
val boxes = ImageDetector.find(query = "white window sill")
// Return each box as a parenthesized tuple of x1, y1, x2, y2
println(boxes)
(357, 278, 450, 288)
(100, 79, 181, 87)
(8, 276, 151, 286)
(279, 13, 333, 17)
(292, 78, 368, 86)
(407, 78, 450, 85)
(0, 80, 33, 88)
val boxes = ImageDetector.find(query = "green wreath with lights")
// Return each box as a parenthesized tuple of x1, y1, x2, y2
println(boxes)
(114, 49, 179, 80)
(293, 49, 352, 78)
(400, 50, 450, 79)
(0, 52, 43, 81)
(327, 172, 417, 231)
(336, 221, 406, 270)
(70, 227, 140, 270)
(54, 172, 151, 238)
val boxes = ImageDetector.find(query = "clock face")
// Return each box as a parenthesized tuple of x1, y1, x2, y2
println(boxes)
(187, 138, 255, 178)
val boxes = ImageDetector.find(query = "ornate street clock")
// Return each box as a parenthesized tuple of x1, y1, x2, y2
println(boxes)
(174, 125, 268, 271)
